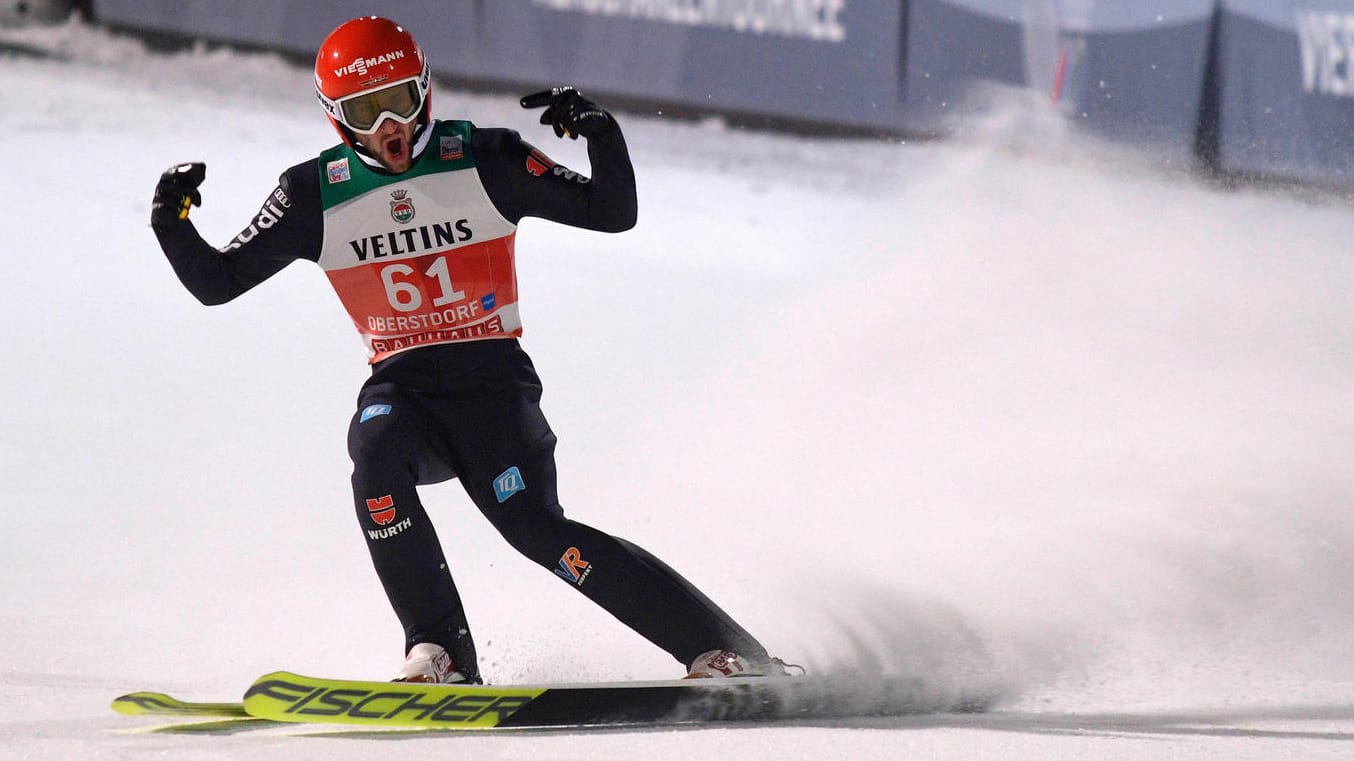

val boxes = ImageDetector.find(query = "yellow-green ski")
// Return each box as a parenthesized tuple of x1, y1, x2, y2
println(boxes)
(243, 671, 547, 729)
(115, 671, 998, 730)
(241, 669, 998, 729)
(111, 691, 247, 718)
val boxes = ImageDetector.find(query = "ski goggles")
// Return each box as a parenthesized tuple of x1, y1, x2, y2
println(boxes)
(320, 72, 429, 135)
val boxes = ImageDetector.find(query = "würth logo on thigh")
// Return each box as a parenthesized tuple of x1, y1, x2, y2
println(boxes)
(366, 494, 413, 542)
(366, 495, 397, 525)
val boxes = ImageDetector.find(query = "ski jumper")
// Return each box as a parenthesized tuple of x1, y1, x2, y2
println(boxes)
(154, 119, 768, 681)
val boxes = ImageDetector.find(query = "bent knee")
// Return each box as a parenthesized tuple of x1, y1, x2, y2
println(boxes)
(490, 507, 569, 564)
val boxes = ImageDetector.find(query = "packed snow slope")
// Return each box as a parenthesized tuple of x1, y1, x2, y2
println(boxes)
(2, 19, 1353, 761)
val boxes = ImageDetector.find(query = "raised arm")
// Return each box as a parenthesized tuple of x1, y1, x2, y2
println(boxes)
(150, 161, 323, 305)
(473, 87, 637, 232)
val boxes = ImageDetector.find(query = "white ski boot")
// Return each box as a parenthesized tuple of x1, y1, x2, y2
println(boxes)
(393, 642, 469, 684)
(685, 649, 800, 679)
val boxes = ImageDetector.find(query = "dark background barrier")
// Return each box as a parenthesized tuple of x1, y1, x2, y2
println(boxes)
(90, 0, 1354, 193)
(1049, 13, 1214, 160)
(1216, 0, 1354, 190)
(900, 0, 1213, 163)
(93, 0, 910, 132)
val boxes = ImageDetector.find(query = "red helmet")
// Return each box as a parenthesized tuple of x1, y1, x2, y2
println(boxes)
(314, 16, 431, 144)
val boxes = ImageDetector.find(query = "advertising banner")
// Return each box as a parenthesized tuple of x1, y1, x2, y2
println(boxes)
(1216, 0, 1354, 189)
(94, 0, 910, 132)
(90, 0, 1354, 191)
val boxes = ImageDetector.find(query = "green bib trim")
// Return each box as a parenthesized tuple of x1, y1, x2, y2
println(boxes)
(318, 120, 475, 209)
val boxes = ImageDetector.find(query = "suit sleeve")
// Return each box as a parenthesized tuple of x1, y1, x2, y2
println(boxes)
(472, 121, 638, 232)
(154, 161, 324, 305)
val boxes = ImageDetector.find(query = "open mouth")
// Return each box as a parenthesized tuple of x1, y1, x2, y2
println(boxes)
(385, 136, 407, 163)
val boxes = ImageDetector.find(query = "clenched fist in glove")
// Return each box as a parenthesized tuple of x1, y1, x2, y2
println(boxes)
(520, 87, 613, 140)
(151, 162, 206, 232)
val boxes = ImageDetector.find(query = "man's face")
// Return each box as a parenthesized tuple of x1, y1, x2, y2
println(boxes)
(355, 116, 417, 173)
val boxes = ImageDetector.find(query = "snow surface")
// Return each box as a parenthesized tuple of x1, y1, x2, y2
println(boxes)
(3, 18, 1354, 760)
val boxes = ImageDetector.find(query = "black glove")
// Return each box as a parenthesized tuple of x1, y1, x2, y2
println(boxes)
(151, 162, 206, 231)
(520, 87, 612, 140)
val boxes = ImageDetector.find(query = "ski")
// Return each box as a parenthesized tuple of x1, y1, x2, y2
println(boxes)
(111, 691, 248, 718)
(242, 670, 996, 729)
(118, 717, 284, 735)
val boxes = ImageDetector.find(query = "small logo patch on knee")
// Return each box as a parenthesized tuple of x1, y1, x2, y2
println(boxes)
(493, 466, 526, 504)
(360, 404, 393, 422)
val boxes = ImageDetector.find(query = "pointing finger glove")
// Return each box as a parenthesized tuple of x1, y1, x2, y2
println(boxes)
(520, 87, 613, 140)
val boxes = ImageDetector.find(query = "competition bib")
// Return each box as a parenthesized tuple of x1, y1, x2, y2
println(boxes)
(315, 122, 520, 363)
